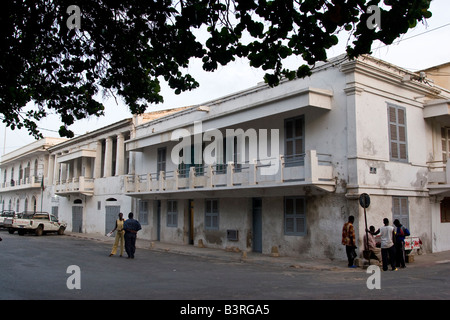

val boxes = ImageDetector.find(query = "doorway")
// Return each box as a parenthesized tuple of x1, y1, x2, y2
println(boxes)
(105, 205, 120, 235)
(72, 206, 83, 233)
(188, 199, 194, 245)
(252, 198, 262, 253)
(156, 200, 161, 241)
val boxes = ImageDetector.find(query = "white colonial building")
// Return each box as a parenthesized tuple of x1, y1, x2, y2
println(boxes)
(0, 137, 67, 214)
(2, 54, 450, 259)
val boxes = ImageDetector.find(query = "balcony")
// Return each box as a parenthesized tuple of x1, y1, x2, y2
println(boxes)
(125, 150, 335, 199)
(427, 160, 450, 196)
(0, 176, 42, 192)
(55, 176, 95, 196)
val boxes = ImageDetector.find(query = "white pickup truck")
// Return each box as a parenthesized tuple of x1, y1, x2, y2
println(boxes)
(0, 210, 15, 228)
(4, 211, 67, 236)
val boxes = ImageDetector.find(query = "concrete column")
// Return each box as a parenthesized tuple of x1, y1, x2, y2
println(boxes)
(104, 136, 113, 177)
(116, 133, 125, 176)
(60, 162, 67, 182)
(82, 157, 92, 178)
(73, 158, 79, 179)
(55, 155, 61, 184)
(66, 161, 72, 181)
(48, 154, 55, 185)
(94, 141, 102, 178)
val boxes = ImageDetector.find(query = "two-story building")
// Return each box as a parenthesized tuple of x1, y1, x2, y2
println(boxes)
(2, 54, 450, 260)
(0, 137, 67, 214)
(123, 54, 450, 258)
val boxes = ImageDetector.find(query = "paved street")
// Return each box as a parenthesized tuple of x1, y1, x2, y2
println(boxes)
(1, 230, 449, 306)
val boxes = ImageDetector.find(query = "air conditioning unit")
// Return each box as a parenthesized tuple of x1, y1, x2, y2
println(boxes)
(226, 229, 238, 241)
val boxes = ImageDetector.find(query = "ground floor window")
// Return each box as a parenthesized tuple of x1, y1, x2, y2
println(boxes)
(205, 199, 219, 230)
(167, 200, 178, 227)
(139, 200, 149, 225)
(440, 197, 450, 223)
(52, 206, 59, 218)
(284, 196, 306, 235)
(392, 196, 409, 228)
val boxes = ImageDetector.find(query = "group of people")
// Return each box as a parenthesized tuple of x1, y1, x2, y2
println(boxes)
(342, 215, 410, 271)
(109, 212, 142, 259)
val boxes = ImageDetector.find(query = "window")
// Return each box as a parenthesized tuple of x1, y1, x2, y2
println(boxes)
(139, 200, 149, 225)
(167, 200, 178, 227)
(52, 206, 59, 219)
(441, 127, 450, 162)
(19, 165, 23, 185)
(284, 197, 306, 235)
(205, 199, 219, 230)
(177, 148, 191, 178)
(32, 196, 37, 213)
(34, 159, 39, 179)
(440, 197, 450, 223)
(157, 147, 166, 180)
(10, 167, 14, 186)
(392, 196, 409, 229)
(388, 104, 408, 162)
(284, 116, 305, 166)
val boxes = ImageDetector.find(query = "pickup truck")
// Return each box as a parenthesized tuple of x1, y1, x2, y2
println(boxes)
(0, 210, 15, 228)
(4, 211, 67, 236)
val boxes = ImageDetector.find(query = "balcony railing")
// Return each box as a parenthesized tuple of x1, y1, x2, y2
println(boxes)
(427, 160, 450, 195)
(55, 176, 95, 196)
(125, 150, 335, 194)
(0, 176, 42, 191)
(427, 160, 450, 184)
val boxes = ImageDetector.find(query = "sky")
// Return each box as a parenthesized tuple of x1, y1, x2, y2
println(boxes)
(1, 0, 449, 157)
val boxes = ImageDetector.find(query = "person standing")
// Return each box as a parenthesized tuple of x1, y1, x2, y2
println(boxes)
(342, 215, 357, 268)
(109, 212, 125, 257)
(393, 219, 410, 268)
(123, 212, 142, 259)
(377, 218, 397, 271)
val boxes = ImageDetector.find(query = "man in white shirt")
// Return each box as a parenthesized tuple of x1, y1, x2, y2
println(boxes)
(375, 218, 398, 271)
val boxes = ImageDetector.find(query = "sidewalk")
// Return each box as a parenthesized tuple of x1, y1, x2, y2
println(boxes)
(65, 231, 450, 271)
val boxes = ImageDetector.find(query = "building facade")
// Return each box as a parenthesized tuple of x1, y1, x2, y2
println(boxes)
(0, 137, 67, 214)
(2, 55, 450, 259)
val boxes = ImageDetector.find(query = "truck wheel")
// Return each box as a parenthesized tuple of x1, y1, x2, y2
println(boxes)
(57, 226, 65, 235)
(35, 225, 43, 236)
(8, 228, 15, 234)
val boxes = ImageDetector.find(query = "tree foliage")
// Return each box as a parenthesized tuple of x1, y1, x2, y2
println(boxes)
(0, 0, 432, 138)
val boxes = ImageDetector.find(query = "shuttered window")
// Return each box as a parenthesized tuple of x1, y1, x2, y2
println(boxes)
(167, 200, 178, 227)
(284, 197, 306, 235)
(392, 196, 409, 229)
(139, 200, 149, 225)
(284, 116, 305, 166)
(388, 104, 408, 162)
(205, 199, 219, 230)
(441, 128, 450, 163)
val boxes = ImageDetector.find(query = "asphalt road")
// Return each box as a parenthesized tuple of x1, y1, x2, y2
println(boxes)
(1, 231, 449, 306)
